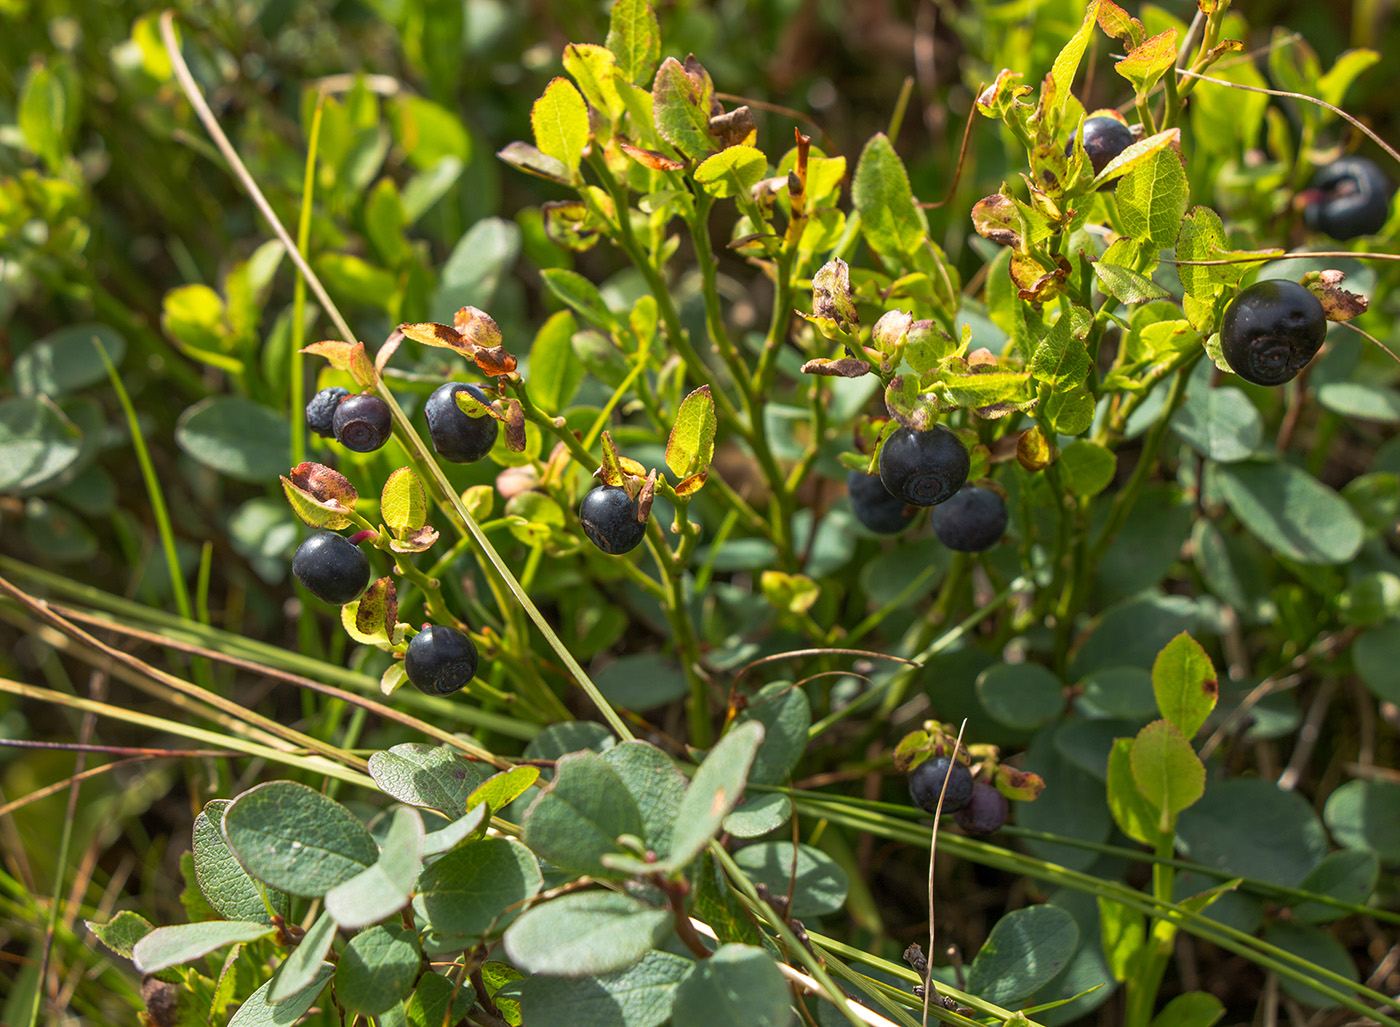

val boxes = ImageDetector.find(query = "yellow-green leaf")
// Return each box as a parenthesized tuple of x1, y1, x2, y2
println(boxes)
(381, 467, 428, 535)
(693, 145, 768, 199)
(1152, 632, 1218, 738)
(665, 385, 717, 480)
(530, 77, 590, 181)
(563, 43, 623, 122)
(1114, 29, 1179, 96)
(1049, 0, 1101, 119)
(1130, 720, 1206, 831)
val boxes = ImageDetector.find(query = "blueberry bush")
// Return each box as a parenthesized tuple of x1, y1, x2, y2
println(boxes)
(3, 1, 1400, 1025)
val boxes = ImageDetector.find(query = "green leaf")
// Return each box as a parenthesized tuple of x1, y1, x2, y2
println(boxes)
(336, 922, 420, 1016)
(1092, 128, 1181, 190)
(1317, 382, 1400, 424)
(1043, 386, 1095, 436)
(1291, 849, 1380, 923)
(1151, 991, 1225, 1027)
(1317, 48, 1380, 107)
(14, 324, 127, 397)
(268, 912, 337, 1003)
(693, 145, 768, 198)
(521, 950, 692, 1027)
(1172, 385, 1263, 462)
(175, 397, 291, 484)
(738, 681, 811, 786)
(596, 653, 689, 711)
(531, 77, 590, 181)
(85, 910, 154, 961)
(368, 743, 485, 820)
(19, 62, 67, 171)
(503, 891, 671, 977)
(723, 792, 793, 838)
(652, 56, 717, 159)
(433, 216, 522, 319)
(665, 385, 718, 480)
(1353, 621, 1400, 704)
(666, 720, 765, 870)
(1029, 312, 1091, 387)
(1175, 207, 1230, 300)
(228, 963, 334, 1027)
(1115, 146, 1189, 249)
(193, 799, 289, 924)
(1213, 461, 1364, 566)
(414, 837, 543, 939)
(1129, 719, 1205, 828)
(852, 133, 927, 259)
(1106, 737, 1168, 847)
(132, 920, 276, 973)
(1323, 779, 1400, 862)
(423, 804, 489, 857)
(1059, 439, 1117, 497)
(601, 741, 688, 854)
(671, 945, 791, 1027)
(381, 467, 428, 535)
(1094, 262, 1170, 303)
(540, 268, 620, 332)
(1177, 778, 1328, 887)
(325, 806, 425, 930)
(965, 905, 1080, 1005)
(1263, 921, 1360, 1008)
(221, 780, 378, 898)
(606, 0, 662, 86)
(405, 973, 477, 1027)
(731, 842, 848, 918)
(1049, 1, 1101, 119)
(391, 94, 472, 169)
(976, 662, 1064, 730)
(528, 311, 584, 412)
(1151, 633, 1217, 739)
(523, 750, 646, 878)
(1098, 897, 1146, 982)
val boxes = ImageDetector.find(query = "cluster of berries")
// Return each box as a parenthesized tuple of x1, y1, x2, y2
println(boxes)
(907, 755, 1008, 836)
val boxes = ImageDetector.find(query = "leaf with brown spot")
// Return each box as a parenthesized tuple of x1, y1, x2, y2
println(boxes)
(301, 340, 377, 389)
(1010, 252, 1071, 303)
(502, 398, 527, 452)
(597, 430, 626, 488)
(496, 141, 572, 184)
(800, 357, 872, 378)
(637, 469, 657, 520)
(389, 526, 440, 553)
(709, 105, 756, 148)
(399, 321, 468, 355)
(454, 307, 504, 350)
(473, 345, 519, 377)
(356, 577, 398, 642)
(1017, 427, 1052, 471)
(994, 766, 1046, 801)
(1304, 269, 1370, 322)
(616, 138, 685, 171)
(288, 462, 358, 506)
(675, 471, 707, 496)
(971, 194, 1023, 248)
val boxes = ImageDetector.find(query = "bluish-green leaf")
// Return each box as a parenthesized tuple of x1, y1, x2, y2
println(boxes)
(731, 842, 848, 918)
(523, 750, 645, 878)
(325, 806, 424, 930)
(15, 324, 126, 397)
(268, 912, 337, 1003)
(667, 720, 765, 869)
(175, 397, 290, 484)
(0, 396, 84, 493)
(503, 891, 671, 977)
(976, 662, 1064, 730)
(414, 837, 542, 940)
(368, 743, 484, 820)
(1214, 461, 1364, 566)
(521, 950, 692, 1027)
(601, 741, 688, 854)
(132, 920, 275, 973)
(335, 922, 420, 1016)
(965, 905, 1079, 1006)
(1291, 849, 1380, 923)
(1177, 779, 1328, 887)
(228, 963, 334, 1027)
(1172, 386, 1263, 462)
(672, 944, 791, 1027)
(1323, 779, 1400, 862)
(193, 799, 289, 924)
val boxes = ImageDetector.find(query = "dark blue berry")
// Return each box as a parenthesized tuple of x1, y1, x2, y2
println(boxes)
(847, 469, 916, 534)
(579, 485, 647, 555)
(932, 485, 1008, 552)
(333, 394, 393, 453)
(878, 426, 969, 507)
(1220, 279, 1326, 387)
(908, 756, 973, 815)
(425, 382, 499, 464)
(1303, 156, 1392, 240)
(404, 624, 479, 696)
(954, 781, 1009, 836)
(306, 387, 349, 438)
(292, 531, 370, 606)
(1068, 116, 1136, 178)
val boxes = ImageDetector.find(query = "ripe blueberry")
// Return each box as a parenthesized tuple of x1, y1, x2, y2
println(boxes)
(954, 781, 1009, 836)
(425, 382, 498, 464)
(1220, 279, 1327, 387)
(908, 756, 974, 815)
(333, 393, 393, 453)
(1068, 116, 1135, 178)
(579, 485, 647, 555)
(1302, 156, 1392, 240)
(932, 485, 1008, 552)
(847, 469, 916, 535)
(878, 425, 969, 507)
(292, 531, 370, 606)
(404, 624, 479, 696)
(305, 386, 349, 438)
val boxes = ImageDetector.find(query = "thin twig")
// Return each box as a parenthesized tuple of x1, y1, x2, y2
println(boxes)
(923, 721, 966, 1027)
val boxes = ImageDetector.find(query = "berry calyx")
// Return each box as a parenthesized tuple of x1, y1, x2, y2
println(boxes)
(579, 485, 647, 555)
(292, 531, 371, 606)
(1301, 156, 1392, 240)
(333, 393, 394, 453)
(425, 382, 498, 464)
(908, 756, 974, 815)
(305, 386, 350, 438)
(932, 485, 1008, 552)
(878, 425, 970, 507)
(847, 469, 916, 535)
(404, 625, 479, 696)
(1068, 116, 1135, 179)
(954, 781, 1009, 836)
(1220, 279, 1327, 387)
